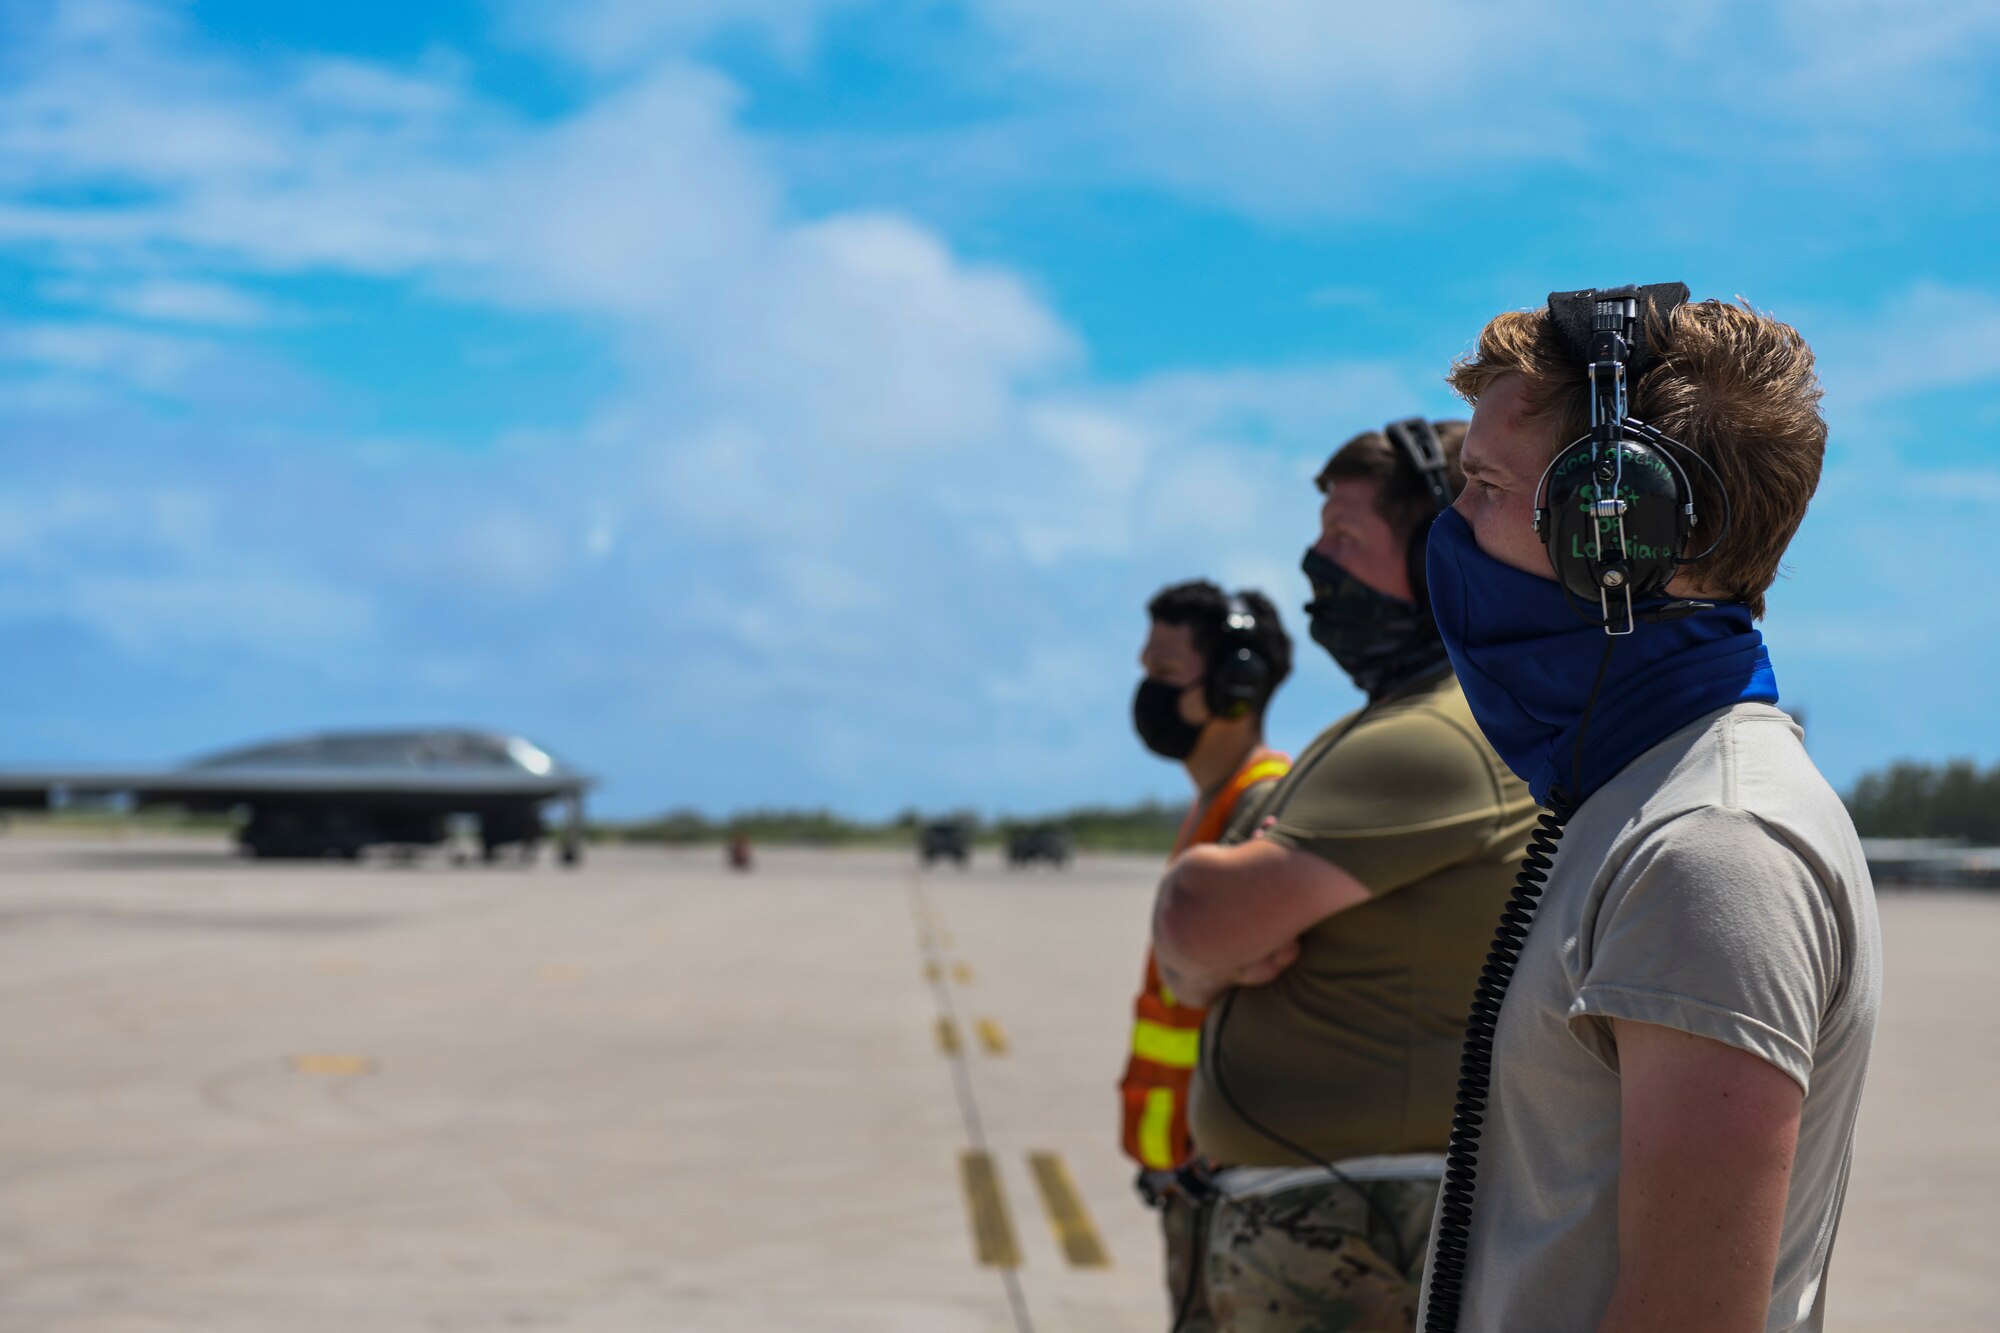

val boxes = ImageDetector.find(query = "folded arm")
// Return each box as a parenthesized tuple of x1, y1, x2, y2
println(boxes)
(1150, 837, 1370, 1006)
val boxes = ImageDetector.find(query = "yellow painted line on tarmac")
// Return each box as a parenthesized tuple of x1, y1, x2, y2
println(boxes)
(975, 1018, 1009, 1056)
(953, 961, 974, 985)
(1027, 1151, 1111, 1269)
(960, 1150, 1022, 1268)
(936, 1018, 962, 1055)
(291, 1054, 374, 1077)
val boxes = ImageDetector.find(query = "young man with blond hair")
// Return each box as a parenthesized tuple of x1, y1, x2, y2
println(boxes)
(1416, 289, 1881, 1333)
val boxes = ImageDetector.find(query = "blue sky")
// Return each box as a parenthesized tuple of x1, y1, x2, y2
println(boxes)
(3, 0, 1999, 818)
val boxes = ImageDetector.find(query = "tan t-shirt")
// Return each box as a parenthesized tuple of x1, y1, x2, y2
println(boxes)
(1420, 703, 1882, 1333)
(1188, 668, 1538, 1165)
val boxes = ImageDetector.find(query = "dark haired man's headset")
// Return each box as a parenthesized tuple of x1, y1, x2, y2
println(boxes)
(1382, 415, 1457, 601)
(1421, 283, 1737, 1333)
(1202, 593, 1274, 721)
(1132, 593, 1277, 764)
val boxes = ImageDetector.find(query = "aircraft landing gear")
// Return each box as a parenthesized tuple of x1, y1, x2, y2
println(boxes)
(559, 792, 584, 868)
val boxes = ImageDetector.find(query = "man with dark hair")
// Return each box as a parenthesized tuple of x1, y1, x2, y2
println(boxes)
(1147, 421, 1536, 1332)
(1122, 579, 1294, 1332)
(1415, 293, 1880, 1333)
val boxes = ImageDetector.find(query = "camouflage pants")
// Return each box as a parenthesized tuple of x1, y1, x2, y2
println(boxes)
(1160, 1189, 1219, 1332)
(1185, 1168, 1439, 1333)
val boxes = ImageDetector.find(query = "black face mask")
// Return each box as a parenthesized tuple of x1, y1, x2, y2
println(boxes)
(1132, 677, 1205, 760)
(1301, 547, 1448, 700)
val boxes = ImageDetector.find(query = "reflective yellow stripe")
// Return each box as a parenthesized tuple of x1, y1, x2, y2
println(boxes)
(1131, 1018, 1200, 1069)
(1239, 758, 1290, 787)
(1138, 1087, 1178, 1170)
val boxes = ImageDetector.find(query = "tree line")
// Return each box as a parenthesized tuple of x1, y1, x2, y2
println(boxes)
(1843, 759, 2000, 843)
(609, 757, 2000, 853)
(603, 801, 1186, 853)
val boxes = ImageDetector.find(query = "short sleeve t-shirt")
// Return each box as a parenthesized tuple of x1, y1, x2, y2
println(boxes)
(1423, 704, 1883, 1333)
(1188, 668, 1539, 1165)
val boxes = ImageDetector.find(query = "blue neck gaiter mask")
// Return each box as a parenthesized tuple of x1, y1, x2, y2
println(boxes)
(1425, 507, 1779, 809)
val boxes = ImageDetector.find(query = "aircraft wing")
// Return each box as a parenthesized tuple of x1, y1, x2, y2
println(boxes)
(0, 767, 591, 810)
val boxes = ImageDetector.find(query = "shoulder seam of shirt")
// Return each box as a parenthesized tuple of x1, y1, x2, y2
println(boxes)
(1722, 709, 1741, 808)
(1607, 803, 1849, 1020)
(1412, 704, 1514, 838)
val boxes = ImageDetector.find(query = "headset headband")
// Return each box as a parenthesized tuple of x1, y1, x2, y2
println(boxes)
(1383, 417, 1454, 516)
(1545, 282, 1690, 383)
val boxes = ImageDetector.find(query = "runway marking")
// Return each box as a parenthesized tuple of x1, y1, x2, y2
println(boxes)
(976, 1018, 1009, 1056)
(1027, 1152, 1110, 1269)
(291, 1054, 374, 1077)
(911, 875, 1036, 1333)
(953, 961, 974, 985)
(960, 1150, 1023, 1268)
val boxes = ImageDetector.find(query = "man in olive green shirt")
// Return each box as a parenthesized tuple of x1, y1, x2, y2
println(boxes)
(1150, 419, 1536, 1332)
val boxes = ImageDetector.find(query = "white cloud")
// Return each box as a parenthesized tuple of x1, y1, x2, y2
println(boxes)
(500, 0, 861, 71)
(1820, 283, 2000, 408)
(0, 1, 1389, 811)
(957, 0, 2000, 216)
(0, 321, 216, 393)
(60, 277, 272, 326)
(64, 569, 376, 659)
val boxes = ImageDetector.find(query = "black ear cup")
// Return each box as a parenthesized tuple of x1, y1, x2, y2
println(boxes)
(1205, 646, 1270, 719)
(1204, 595, 1273, 720)
(1535, 434, 1694, 605)
(1383, 417, 1455, 610)
(1384, 418, 1455, 515)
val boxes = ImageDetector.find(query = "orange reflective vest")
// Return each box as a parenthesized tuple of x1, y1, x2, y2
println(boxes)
(1118, 749, 1291, 1171)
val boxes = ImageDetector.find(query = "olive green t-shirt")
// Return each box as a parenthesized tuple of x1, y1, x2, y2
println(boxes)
(1189, 667, 1538, 1166)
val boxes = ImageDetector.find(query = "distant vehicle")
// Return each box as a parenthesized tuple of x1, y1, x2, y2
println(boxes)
(919, 820, 971, 867)
(0, 729, 592, 866)
(1006, 825, 1073, 869)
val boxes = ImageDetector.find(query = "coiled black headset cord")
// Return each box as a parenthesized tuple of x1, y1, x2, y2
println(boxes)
(1421, 637, 1615, 1333)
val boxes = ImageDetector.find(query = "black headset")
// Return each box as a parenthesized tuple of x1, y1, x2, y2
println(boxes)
(1203, 593, 1273, 720)
(1382, 416, 1456, 608)
(1530, 283, 1733, 634)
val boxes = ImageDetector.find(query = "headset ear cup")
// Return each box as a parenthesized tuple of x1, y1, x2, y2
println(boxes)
(1204, 647, 1269, 721)
(1205, 594, 1275, 721)
(1543, 435, 1696, 604)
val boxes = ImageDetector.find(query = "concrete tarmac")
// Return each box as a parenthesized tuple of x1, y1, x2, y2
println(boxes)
(0, 834, 1993, 1332)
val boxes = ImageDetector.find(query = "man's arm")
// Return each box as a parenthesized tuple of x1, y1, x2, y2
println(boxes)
(1150, 838, 1369, 1006)
(1596, 1019, 1804, 1333)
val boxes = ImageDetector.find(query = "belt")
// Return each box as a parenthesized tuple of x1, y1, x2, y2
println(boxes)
(1208, 1153, 1444, 1203)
